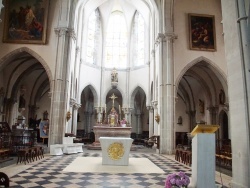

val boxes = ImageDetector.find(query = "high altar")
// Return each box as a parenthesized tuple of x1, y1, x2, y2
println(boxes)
(88, 93, 132, 150)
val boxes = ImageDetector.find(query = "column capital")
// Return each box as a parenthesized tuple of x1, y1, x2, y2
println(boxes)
(54, 27, 68, 36)
(155, 32, 178, 46)
(207, 106, 219, 114)
(54, 27, 76, 40)
(70, 98, 81, 109)
(152, 101, 158, 109)
(147, 106, 154, 112)
(48, 92, 52, 98)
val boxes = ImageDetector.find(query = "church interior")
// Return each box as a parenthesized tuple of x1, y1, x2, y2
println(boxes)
(0, 0, 250, 187)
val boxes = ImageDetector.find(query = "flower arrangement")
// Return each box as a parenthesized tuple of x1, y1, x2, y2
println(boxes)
(165, 171, 190, 188)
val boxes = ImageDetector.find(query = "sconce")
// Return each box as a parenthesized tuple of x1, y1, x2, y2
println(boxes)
(155, 114, 160, 124)
(66, 111, 71, 122)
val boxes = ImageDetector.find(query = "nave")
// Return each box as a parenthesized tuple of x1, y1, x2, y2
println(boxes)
(1, 146, 231, 188)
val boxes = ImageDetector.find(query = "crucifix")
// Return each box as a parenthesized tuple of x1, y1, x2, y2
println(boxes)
(109, 93, 118, 107)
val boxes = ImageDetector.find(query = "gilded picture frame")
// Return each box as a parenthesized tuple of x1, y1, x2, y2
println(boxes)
(188, 13, 216, 51)
(3, 0, 49, 44)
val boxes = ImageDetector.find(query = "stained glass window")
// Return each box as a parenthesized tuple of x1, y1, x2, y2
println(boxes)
(86, 9, 100, 64)
(133, 12, 145, 66)
(105, 11, 127, 68)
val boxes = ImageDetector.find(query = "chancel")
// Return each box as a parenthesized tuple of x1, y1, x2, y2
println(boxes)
(89, 93, 132, 150)
(0, 0, 249, 187)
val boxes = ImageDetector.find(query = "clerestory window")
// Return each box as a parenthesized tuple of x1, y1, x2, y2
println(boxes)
(105, 11, 128, 68)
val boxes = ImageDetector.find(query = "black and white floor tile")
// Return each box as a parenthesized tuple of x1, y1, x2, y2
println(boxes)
(2, 149, 230, 188)
(8, 152, 192, 188)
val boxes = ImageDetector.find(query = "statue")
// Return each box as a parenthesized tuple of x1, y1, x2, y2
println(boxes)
(199, 99, 204, 113)
(111, 68, 118, 82)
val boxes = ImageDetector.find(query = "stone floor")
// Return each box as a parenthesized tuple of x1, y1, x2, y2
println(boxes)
(0, 145, 232, 188)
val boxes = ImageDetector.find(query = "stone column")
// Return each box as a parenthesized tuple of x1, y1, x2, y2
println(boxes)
(157, 32, 177, 154)
(135, 112, 142, 134)
(186, 110, 196, 131)
(147, 106, 154, 137)
(49, 27, 72, 145)
(152, 101, 158, 135)
(84, 112, 89, 134)
(72, 102, 81, 135)
(207, 106, 218, 124)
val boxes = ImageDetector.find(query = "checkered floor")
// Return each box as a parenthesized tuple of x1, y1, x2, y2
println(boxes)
(8, 151, 193, 188)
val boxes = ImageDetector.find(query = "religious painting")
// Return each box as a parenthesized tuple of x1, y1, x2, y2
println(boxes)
(188, 13, 216, 51)
(3, 0, 49, 44)
(39, 120, 49, 138)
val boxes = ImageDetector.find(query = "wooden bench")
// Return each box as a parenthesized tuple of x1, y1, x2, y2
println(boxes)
(0, 149, 10, 160)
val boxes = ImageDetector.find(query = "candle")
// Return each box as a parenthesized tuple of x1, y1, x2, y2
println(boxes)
(119, 105, 121, 113)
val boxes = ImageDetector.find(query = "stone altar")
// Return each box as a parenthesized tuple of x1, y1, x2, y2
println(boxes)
(88, 125, 132, 150)
(99, 137, 133, 166)
(88, 93, 132, 150)
(94, 125, 132, 143)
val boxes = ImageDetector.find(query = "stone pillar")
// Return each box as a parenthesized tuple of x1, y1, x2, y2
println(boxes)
(135, 112, 142, 134)
(49, 27, 72, 145)
(157, 33, 177, 154)
(221, 1, 250, 186)
(84, 112, 88, 134)
(152, 101, 158, 135)
(72, 101, 81, 135)
(147, 106, 154, 137)
(207, 106, 218, 124)
(186, 110, 196, 131)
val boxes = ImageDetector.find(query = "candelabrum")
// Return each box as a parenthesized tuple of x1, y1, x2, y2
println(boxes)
(95, 106, 106, 124)
(122, 106, 132, 125)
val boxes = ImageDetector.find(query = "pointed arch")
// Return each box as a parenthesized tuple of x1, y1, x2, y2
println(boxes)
(0, 47, 53, 90)
(80, 84, 98, 107)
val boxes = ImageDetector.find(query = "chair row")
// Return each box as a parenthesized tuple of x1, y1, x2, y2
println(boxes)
(17, 146, 44, 165)
(0, 149, 10, 160)
(175, 149, 192, 166)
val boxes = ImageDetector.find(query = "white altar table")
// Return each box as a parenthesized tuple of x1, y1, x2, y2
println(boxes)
(99, 137, 133, 166)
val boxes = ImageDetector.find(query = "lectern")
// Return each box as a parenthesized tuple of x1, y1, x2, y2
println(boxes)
(190, 124, 219, 188)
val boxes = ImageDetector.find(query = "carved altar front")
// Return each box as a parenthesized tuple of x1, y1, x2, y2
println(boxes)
(93, 125, 132, 143)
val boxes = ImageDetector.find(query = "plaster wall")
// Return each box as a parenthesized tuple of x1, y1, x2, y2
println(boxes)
(174, 0, 226, 82)
(0, 0, 59, 77)
(130, 67, 149, 99)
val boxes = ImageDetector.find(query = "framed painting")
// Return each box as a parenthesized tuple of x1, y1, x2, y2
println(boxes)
(3, 0, 49, 44)
(188, 13, 216, 51)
